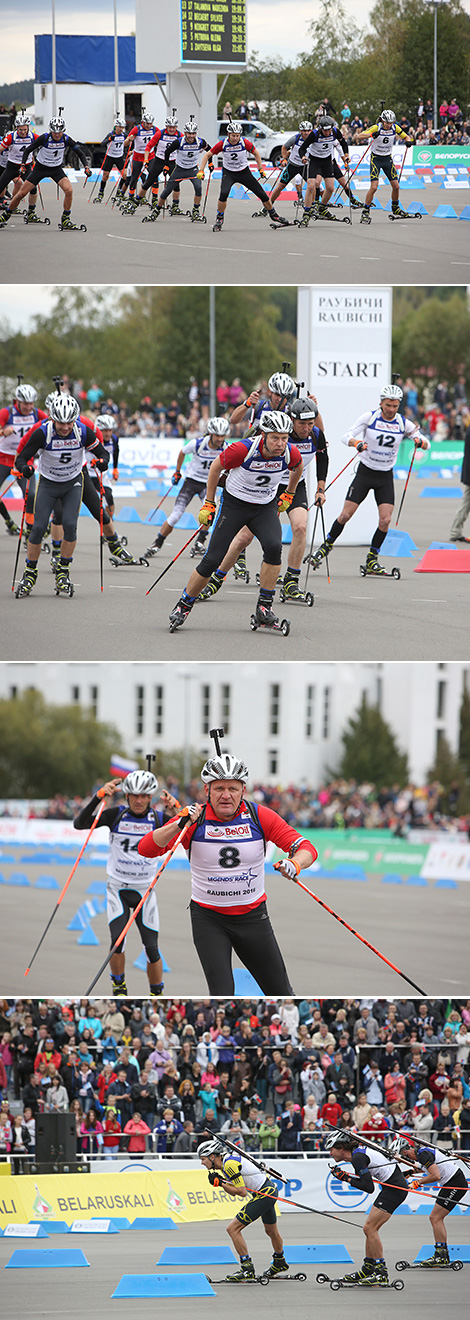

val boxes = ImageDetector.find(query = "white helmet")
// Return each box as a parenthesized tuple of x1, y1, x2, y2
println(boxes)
(324, 1130, 356, 1152)
(380, 384, 403, 401)
(165, 113, 178, 128)
(299, 120, 313, 132)
(228, 121, 242, 134)
(207, 416, 230, 436)
(259, 409, 293, 434)
(381, 110, 396, 123)
(49, 393, 80, 424)
(95, 413, 115, 431)
(45, 392, 56, 413)
(49, 116, 65, 133)
(15, 112, 31, 128)
(268, 372, 296, 398)
(114, 115, 126, 128)
(141, 109, 154, 125)
(198, 1139, 224, 1159)
(122, 770, 158, 796)
(388, 1135, 412, 1157)
(184, 116, 198, 134)
(15, 384, 37, 404)
(201, 754, 248, 784)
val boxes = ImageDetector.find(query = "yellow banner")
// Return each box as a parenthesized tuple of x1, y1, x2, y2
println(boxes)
(0, 1170, 251, 1227)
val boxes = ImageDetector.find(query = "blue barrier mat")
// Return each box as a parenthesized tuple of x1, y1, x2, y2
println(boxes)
(86, 881, 107, 894)
(3, 1224, 49, 1238)
(7, 872, 30, 886)
(71, 1221, 119, 1233)
(129, 1218, 178, 1230)
(29, 1222, 70, 1234)
(134, 949, 171, 972)
(35, 875, 59, 889)
(435, 878, 458, 888)
(381, 873, 404, 885)
(158, 1247, 236, 1265)
(112, 1273, 216, 1297)
(406, 875, 428, 886)
(233, 968, 264, 995)
(393, 1205, 413, 1214)
(5, 1249, 90, 1268)
(429, 541, 458, 550)
(77, 925, 100, 945)
(415, 1245, 470, 1261)
(285, 1245, 353, 1262)
(420, 487, 462, 497)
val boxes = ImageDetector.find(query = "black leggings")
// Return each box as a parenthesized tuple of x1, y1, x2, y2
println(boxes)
(142, 158, 177, 192)
(0, 161, 37, 198)
(159, 166, 201, 201)
(51, 467, 112, 528)
(29, 473, 83, 544)
(198, 490, 283, 577)
(219, 165, 269, 204)
(189, 899, 293, 994)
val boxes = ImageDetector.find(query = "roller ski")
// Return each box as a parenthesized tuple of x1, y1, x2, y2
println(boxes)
(269, 209, 294, 229)
(279, 570, 313, 606)
(196, 571, 224, 601)
(317, 1263, 403, 1291)
(92, 192, 104, 203)
(190, 205, 207, 223)
(50, 546, 61, 572)
(58, 217, 87, 231)
(4, 516, 19, 535)
(360, 207, 372, 224)
(261, 1255, 305, 1281)
(144, 533, 165, 557)
(303, 538, 333, 570)
(109, 539, 149, 566)
(213, 214, 224, 231)
(15, 563, 38, 598)
(255, 571, 283, 586)
(208, 1259, 266, 1285)
(169, 202, 185, 216)
(389, 206, 422, 221)
(233, 549, 250, 583)
(54, 563, 74, 597)
(110, 974, 128, 998)
(395, 1247, 463, 1273)
(359, 550, 400, 579)
(169, 597, 194, 631)
(142, 204, 162, 222)
(24, 210, 51, 225)
(252, 207, 268, 218)
(316, 203, 351, 224)
(250, 601, 290, 635)
(190, 532, 208, 557)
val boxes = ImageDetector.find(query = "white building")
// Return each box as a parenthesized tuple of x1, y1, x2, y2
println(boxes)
(0, 662, 468, 786)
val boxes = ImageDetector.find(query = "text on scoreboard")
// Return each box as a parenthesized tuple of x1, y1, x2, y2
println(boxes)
(181, 0, 247, 63)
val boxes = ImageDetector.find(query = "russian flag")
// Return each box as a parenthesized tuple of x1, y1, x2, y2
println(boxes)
(110, 753, 140, 779)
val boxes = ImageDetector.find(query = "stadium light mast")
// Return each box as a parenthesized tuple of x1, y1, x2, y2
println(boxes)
(209, 286, 216, 417)
(423, 0, 447, 133)
(51, 0, 56, 116)
(113, 0, 119, 117)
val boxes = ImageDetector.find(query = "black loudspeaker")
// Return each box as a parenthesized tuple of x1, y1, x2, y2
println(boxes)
(35, 1112, 77, 1164)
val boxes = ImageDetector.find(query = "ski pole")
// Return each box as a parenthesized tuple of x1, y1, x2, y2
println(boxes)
(201, 166, 213, 220)
(395, 439, 419, 526)
(11, 475, 30, 592)
(147, 484, 173, 522)
(276, 871, 427, 994)
(146, 528, 201, 595)
(92, 460, 105, 593)
(398, 142, 408, 184)
(0, 474, 20, 504)
(88, 150, 109, 203)
(37, 183, 45, 212)
(303, 504, 319, 593)
(85, 821, 191, 995)
(308, 452, 357, 508)
(24, 798, 107, 976)
(319, 501, 331, 583)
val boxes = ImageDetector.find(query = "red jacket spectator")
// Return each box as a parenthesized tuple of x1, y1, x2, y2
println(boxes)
(123, 1116, 152, 1153)
(321, 1099, 343, 1127)
(102, 1112, 122, 1149)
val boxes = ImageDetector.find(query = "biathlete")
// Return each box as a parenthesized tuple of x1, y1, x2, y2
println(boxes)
(0, 112, 40, 223)
(408, 1144, 469, 1267)
(0, 383, 47, 538)
(354, 110, 414, 222)
(257, 121, 313, 215)
(197, 122, 290, 231)
(297, 116, 351, 225)
(325, 1131, 409, 1287)
(94, 116, 127, 204)
(145, 415, 230, 558)
(87, 413, 119, 515)
(13, 392, 108, 596)
(118, 110, 155, 209)
(199, 396, 327, 604)
(167, 410, 303, 632)
(309, 383, 430, 575)
(73, 771, 181, 997)
(136, 112, 180, 214)
(0, 115, 92, 230)
(142, 116, 210, 222)
(199, 1137, 289, 1281)
(229, 370, 297, 429)
(138, 752, 317, 994)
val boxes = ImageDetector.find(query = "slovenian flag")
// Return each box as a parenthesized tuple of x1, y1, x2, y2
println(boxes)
(110, 753, 140, 779)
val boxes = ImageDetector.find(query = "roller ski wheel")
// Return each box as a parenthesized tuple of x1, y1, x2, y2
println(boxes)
(396, 1257, 462, 1272)
(317, 208, 351, 223)
(250, 609, 290, 636)
(58, 221, 87, 231)
(41, 541, 51, 554)
(359, 563, 401, 579)
(24, 212, 51, 225)
(261, 1271, 307, 1282)
(120, 535, 128, 546)
(190, 543, 207, 558)
(389, 209, 422, 220)
(360, 211, 371, 224)
(279, 584, 313, 606)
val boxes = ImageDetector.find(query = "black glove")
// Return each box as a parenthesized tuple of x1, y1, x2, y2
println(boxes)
(331, 1166, 350, 1183)
(94, 456, 109, 472)
(20, 462, 35, 480)
(208, 1169, 221, 1186)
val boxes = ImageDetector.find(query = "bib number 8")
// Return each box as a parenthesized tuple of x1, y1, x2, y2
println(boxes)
(218, 846, 241, 867)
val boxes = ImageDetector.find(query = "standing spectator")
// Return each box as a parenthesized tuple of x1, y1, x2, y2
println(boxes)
(45, 1074, 69, 1111)
(80, 1109, 104, 1156)
(321, 1091, 343, 1127)
(216, 379, 230, 413)
(259, 1113, 280, 1150)
(250, 100, 260, 119)
(154, 1108, 183, 1152)
(439, 99, 450, 125)
(279, 1100, 302, 1151)
(123, 1111, 152, 1155)
(449, 420, 470, 543)
(102, 1105, 122, 1158)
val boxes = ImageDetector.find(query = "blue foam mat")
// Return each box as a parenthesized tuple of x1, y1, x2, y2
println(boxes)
(29, 1222, 71, 1234)
(233, 968, 264, 995)
(286, 1245, 354, 1262)
(5, 1249, 90, 1267)
(158, 1246, 237, 1265)
(420, 487, 462, 497)
(415, 1245, 470, 1261)
(133, 949, 171, 972)
(112, 1273, 215, 1297)
(129, 1218, 178, 1230)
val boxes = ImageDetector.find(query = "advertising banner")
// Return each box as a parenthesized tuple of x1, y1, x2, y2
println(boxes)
(422, 841, 470, 882)
(397, 440, 464, 470)
(272, 830, 430, 876)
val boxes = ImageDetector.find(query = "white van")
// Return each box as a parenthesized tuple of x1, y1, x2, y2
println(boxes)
(217, 119, 293, 167)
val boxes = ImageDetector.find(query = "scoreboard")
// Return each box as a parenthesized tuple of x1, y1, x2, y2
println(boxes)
(180, 0, 247, 64)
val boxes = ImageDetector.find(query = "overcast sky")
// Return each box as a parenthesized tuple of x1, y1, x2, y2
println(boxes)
(1, 0, 445, 81)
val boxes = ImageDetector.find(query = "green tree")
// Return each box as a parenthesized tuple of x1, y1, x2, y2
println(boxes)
(427, 732, 470, 813)
(458, 682, 470, 782)
(339, 695, 409, 785)
(392, 292, 470, 384)
(0, 691, 124, 798)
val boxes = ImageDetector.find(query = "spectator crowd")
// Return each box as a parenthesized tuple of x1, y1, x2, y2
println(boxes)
(1, 996, 470, 1169)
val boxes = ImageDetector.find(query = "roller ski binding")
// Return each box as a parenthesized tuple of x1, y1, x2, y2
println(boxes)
(213, 215, 224, 231)
(4, 516, 19, 535)
(169, 202, 185, 216)
(317, 1263, 403, 1291)
(93, 192, 105, 204)
(396, 1248, 462, 1272)
(54, 563, 74, 597)
(233, 549, 250, 583)
(269, 210, 292, 228)
(261, 1256, 306, 1281)
(208, 1259, 266, 1284)
(15, 563, 38, 598)
(24, 209, 51, 225)
(303, 538, 333, 570)
(169, 597, 194, 631)
(58, 217, 87, 231)
(317, 204, 351, 224)
(142, 204, 162, 222)
(252, 207, 268, 218)
(144, 533, 165, 557)
(110, 974, 128, 998)
(359, 551, 400, 579)
(190, 205, 207, 223)
(122, 197, 139, 215)
(196, 572, 224, 601)
(389, 206, 422, 221)
(280, 571, 313, 606)
(190, 532, 208, 557)
(109, 540, 149, 566)
(250, 602, 290, 635)
(360, 208, 372, 224)
(50, 547, 61, 572)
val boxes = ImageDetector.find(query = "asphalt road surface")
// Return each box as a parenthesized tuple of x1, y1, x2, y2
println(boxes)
(1, 1209, 468, 1320)
(2, 851, 468, 996)
(2, 476, 468, 661)
(0, 182, 468, 284)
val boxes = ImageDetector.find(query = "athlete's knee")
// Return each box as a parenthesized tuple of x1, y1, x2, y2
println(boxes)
(62, 520, 78, 542)
(378, 511, 392, 529)
(262, 541, 282, 565)
(234, 528, 253, 550)
(143, 936, 159, 963)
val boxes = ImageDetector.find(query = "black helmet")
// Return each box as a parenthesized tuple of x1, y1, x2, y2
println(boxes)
(319, 115, 334, 130)
(288, 397, 318, 421)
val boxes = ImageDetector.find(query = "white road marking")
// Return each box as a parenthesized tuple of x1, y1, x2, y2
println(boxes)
(360, 256, 379, 260)
(413, 598, 447, 603)
(403, 259, 425, 263)
(107, 233, 271, 255)
(450, 261, 470, 266)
